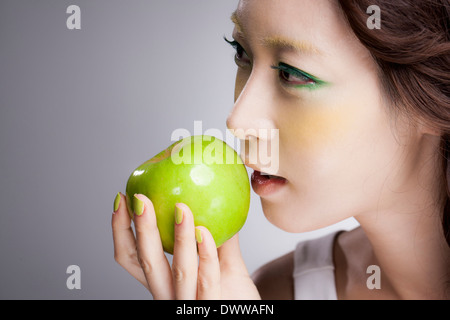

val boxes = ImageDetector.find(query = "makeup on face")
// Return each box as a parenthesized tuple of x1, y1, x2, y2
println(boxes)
(225, 37, 329, 91)
(226, 3, 368, 203)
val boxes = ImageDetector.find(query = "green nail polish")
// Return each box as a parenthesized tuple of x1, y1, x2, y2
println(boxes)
(114, 192, 121, 212)
(175, 205, 183, 224)
(195, 228, 203, 244)
(133, 194, 144, 216)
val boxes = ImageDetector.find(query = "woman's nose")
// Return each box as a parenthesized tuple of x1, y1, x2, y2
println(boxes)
(226, 68, 279, 172)
(226, 68, 277, 142)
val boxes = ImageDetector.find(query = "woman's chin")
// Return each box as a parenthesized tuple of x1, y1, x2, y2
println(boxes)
(260, 198, 351, 234)
(259, 201, 316, 233)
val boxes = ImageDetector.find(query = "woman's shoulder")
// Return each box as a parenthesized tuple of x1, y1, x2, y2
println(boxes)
(251, 251, 295, 300)
(251, 230, 357, 300)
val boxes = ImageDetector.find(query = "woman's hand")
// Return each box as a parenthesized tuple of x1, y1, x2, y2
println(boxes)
(111, 193, 261, 300)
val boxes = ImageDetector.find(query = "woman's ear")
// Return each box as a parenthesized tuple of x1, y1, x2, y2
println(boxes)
(416, 118, 442, 137)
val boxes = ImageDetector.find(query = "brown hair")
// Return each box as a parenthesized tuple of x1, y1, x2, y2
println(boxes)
(337, 0, 450, 246)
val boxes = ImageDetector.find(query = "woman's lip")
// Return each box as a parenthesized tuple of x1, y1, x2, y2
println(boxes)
(251, 170, 288, 197)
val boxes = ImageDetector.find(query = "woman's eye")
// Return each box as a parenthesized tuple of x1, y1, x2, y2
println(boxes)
(271, 63, 320, 87)
(235, 45, 246, 61)
(279, 69, 315, 86)
(224, 37, 251, 65)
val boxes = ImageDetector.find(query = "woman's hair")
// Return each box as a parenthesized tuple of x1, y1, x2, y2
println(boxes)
(337, 0, 450, 246)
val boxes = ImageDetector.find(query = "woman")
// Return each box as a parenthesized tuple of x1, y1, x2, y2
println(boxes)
(112, 0, 450, 299)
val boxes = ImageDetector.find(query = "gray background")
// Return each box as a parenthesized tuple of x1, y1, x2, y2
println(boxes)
(0, 0, 358, 299)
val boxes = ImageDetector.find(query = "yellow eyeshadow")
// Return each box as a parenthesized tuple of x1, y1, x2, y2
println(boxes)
(283, 103, 357, 151)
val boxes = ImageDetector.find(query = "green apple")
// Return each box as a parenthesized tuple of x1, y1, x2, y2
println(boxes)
(125, 135, 250, 254)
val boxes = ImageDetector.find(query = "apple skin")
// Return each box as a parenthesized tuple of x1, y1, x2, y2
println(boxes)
(125, 135, 250, 254)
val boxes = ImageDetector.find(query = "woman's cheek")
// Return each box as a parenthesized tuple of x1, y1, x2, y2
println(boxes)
(280, 100, 359, 157)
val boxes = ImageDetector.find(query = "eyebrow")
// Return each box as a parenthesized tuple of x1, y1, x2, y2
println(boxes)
(261, 35, 321, 55)
(230, 10, 321, 55)
(230, 11, 244, 35)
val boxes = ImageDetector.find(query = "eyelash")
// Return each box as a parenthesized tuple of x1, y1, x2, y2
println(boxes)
(270, 63, 320, 87)
(224, 37, 320, 88)
(224, 37, 249, 64)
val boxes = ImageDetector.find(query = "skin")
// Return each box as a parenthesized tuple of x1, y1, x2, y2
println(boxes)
(112, 0, 450, 299)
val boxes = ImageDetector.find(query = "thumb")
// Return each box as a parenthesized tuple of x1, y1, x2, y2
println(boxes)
(217, 233, 249, 276)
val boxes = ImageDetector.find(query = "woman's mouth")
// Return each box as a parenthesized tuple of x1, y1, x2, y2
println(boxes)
(251, 170, 288, 197)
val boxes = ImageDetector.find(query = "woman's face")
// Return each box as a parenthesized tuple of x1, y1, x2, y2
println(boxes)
(226, 0, 424, 232)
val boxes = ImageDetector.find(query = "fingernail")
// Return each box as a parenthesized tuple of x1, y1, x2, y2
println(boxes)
(113, 192, 121, 213)
(195, 228, 203, 244)
(175, 204, 183, 225)
(133, 194, 144, 216)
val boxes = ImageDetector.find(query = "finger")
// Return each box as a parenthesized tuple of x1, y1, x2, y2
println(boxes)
(133, 194, 175, 300)
(111, 192, 149, 289)
(172, 203, 198, 299)
(196, 227, 221, 300)
(218, 234, 249, 276)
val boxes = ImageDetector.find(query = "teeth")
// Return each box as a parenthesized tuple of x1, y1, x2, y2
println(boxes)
(259, 171, 281, 179)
